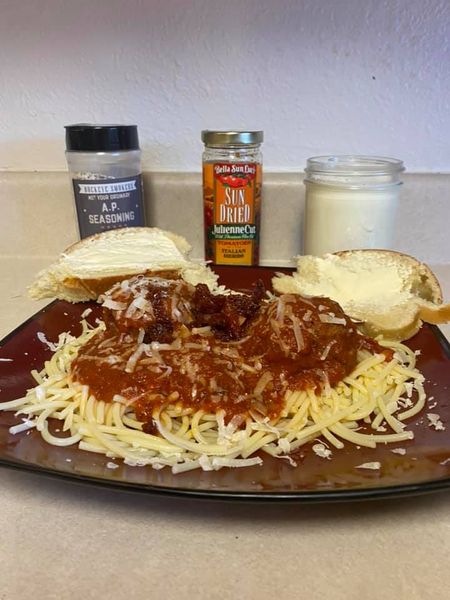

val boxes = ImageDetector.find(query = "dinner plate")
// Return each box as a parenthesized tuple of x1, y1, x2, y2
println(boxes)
(1, 266, 449, 502)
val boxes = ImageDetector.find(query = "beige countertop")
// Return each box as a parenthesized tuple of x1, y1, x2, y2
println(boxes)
(1, 257, 450, 600)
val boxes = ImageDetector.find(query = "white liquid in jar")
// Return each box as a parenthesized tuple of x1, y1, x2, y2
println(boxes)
(303, 182, 400, 256)
(303, 155, 404, 256)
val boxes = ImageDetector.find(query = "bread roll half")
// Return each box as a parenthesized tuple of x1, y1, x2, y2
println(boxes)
(272, 249, 450, 341)
(29, 227, 219, 302)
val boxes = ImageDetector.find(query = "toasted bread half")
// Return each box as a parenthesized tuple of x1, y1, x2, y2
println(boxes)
(29, 227, 219, 302)
(272, 249, 450, 341)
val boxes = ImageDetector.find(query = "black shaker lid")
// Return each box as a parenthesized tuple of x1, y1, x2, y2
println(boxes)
(65, 124, 140, 152)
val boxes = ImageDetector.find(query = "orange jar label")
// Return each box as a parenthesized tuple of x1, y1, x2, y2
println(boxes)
(203, 162, 261, 265)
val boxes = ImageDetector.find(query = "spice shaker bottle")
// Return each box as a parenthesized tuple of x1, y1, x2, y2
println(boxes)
(202, 130, 263, 266)
(65, 124, 146, 239)
(303, 155, 404, 255)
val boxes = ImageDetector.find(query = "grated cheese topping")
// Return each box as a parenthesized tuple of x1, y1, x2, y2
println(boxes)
(312, 443, 332, 460)
(355, 461, 381, 470)
(391, 448, 407, 455)
(319, 314, 347, 326)
(427, 413, 446, 431)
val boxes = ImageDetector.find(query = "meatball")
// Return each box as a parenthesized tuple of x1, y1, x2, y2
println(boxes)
(99, 276, 194, 342)
(245, 294, 359, 385)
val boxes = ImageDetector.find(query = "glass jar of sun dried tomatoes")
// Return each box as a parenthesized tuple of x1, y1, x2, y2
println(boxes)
(202, 130, 263, 266)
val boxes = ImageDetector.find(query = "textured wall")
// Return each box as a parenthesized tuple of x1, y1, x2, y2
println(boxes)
(1, 0, 449, 172)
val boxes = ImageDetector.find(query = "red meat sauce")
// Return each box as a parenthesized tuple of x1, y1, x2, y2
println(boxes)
(71, 275, 388, 430)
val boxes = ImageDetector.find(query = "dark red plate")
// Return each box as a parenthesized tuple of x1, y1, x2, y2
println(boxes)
(1, 266, 449, 502)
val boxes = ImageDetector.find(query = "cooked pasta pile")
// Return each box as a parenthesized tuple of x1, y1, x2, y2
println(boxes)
(1, 320, 425, 473)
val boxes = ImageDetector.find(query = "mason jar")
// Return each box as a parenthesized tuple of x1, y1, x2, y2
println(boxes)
(303, 155, 404, 256)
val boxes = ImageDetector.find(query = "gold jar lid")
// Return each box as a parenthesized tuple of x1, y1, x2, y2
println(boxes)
(201, 130, 264, 146)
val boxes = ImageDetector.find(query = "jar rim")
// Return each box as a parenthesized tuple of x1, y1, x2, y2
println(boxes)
(201, 130, 264, 146)
(306, 155, 405, 176)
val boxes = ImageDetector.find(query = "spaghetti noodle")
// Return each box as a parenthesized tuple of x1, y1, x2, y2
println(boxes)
(1, 318, 425, 473)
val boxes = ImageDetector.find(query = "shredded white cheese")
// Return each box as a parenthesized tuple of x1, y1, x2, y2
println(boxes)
(427, 413, 446, 431)
(102, 298, 128, 311)
(318, 314, 347, 326)
(320, 341, 336, 361)
(254, 372, 273, 396)
(355, 461, 381, 470)
(278, 438, 291, 454)
(277, 454, 298, 467)
(36, 332, 60, 351)
(289, 314, 305, 352)
(312, 443, 332, 460)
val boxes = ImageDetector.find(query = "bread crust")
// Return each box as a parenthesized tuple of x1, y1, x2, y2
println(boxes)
(62, 269, 183, 299)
